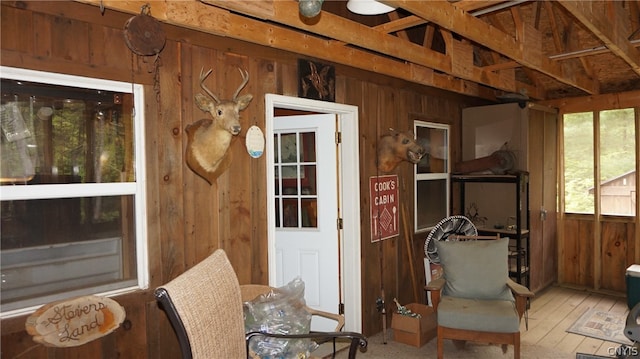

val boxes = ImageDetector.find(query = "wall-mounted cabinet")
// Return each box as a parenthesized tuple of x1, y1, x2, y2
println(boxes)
(459, 102, 558, 293)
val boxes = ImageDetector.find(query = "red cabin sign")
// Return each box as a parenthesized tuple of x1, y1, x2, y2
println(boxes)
(25, 295, 126, 347)
(370, 175, 399, 242)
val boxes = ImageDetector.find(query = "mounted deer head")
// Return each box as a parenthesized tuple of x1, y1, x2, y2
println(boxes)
(185, 67, 253, 184)
(376, 128, 426, 173)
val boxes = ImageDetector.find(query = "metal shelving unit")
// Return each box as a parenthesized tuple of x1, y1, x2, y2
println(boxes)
(451, 172, 530, 287)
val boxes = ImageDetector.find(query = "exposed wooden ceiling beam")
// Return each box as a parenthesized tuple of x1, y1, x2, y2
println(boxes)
(482, 61, 519, 72)
(556, 0, 640, 77)
(540, 2, 598, 91)
(374, 15, 426, 34)
(383, 12, 410, 41)
(544, 1, 563, 52)
(74, 0, 497, 100)
(384, 0, 600, 95)
(203, 0, 541, 97)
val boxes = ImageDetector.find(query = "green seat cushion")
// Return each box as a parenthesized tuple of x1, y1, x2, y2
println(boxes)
(437, 296, 520, 333)
(436, 237, 513, 301)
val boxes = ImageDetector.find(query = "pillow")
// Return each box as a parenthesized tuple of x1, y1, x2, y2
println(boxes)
(436, 238, 514, 301)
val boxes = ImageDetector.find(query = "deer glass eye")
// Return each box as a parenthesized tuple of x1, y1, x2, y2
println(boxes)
(217, 109, 223, 116)
(402, 138, 409, 144)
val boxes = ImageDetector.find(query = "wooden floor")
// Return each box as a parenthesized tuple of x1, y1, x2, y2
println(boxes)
(521, 285, 629, 357)
(330, 285, 632, 358)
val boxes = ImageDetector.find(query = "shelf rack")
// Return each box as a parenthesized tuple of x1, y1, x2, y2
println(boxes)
(451, 172, 530, 287)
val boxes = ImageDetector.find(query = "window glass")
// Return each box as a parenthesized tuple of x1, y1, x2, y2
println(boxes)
(599, 109, 635, 216)
(416, 178, 447, 229)
(416, 126, 448, 174)
(0, 67, 147, 317)
(563, 112, 595, 214)
(414, 120, 449, 232)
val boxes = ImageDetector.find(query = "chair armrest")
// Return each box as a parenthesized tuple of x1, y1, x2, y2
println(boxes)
(425, 278, 445, 309)
(506, 279, 534, 298)
(246, 331, 368, 359)
(426, 278, 445, 291)
(305, 306, 346, 331)
(506, 279, 534, 320)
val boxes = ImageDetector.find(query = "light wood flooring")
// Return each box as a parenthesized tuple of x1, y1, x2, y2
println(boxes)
(330, 285, 632, 358)
(521, 284, 629, 357)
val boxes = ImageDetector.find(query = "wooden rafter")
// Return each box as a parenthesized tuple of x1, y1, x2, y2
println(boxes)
(71, 0, 639, 100)
(385, 12, 410, 41)
(374, 15, 426, 34)
(544, 2, 598, 89)
(487, 11, 541, 92)
(73, 0, 497, 100)
(202, 0, 540, 97)
(384, 0, 600, 94)
(544, 1, 563, 51)
(557, 0, 640, 76)
(631, 1, 640, 37)
(510, 6, 524, 42)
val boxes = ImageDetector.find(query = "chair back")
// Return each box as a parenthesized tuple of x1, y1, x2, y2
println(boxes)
(436, 236, 514, 301)
(155, 249, 246, 359)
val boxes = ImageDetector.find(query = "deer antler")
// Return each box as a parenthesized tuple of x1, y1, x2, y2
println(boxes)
(199, 67, 221, 103)
(232, 67, 250, 101)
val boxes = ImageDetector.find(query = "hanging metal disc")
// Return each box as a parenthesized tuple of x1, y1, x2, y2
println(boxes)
(123, 13, 166, 56)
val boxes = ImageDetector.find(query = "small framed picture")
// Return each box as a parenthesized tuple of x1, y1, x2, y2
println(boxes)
(298, 59, 335, 102)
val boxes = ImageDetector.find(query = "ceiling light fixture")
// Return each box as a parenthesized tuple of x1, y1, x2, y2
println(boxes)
(299, 0, 324, 18)
(347, 0, 396, 15)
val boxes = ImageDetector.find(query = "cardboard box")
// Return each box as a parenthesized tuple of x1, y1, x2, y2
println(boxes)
(391, 303, 437, 347)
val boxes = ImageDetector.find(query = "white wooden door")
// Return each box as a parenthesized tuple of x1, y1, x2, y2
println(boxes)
(273, 113, 339, 331)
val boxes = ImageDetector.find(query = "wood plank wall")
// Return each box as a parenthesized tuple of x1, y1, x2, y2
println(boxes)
(560, 217, 636, 293)
(0, 2, 486, 357)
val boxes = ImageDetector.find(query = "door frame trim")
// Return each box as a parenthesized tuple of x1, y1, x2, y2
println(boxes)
(265, 94, 362, 332)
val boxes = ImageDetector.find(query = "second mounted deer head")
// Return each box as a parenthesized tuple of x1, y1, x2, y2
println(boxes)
(185, 67, 253, 184)
(376, 128, 426, 173)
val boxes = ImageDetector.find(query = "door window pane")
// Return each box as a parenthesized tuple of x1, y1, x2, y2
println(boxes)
(274, 131, 318, 229)
(301, 165, 317, 195)
(301, 132, 316, 162)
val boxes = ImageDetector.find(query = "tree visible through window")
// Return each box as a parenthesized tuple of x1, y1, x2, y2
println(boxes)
(563, 108, 636, 215)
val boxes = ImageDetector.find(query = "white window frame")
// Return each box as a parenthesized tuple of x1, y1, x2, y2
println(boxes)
(0, 66, 148, 318)
(414, 120, 450, 233)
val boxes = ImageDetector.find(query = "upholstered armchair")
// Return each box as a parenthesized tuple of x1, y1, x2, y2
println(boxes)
(155, 249, 367, 359)
(425, 237, 534, 359)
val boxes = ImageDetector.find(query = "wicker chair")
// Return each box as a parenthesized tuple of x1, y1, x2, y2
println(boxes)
(155, 249, 367, 359)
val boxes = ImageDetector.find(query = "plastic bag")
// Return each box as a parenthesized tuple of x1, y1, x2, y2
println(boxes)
(244, 277, 317, 359)
(0, 102, 37, 180)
